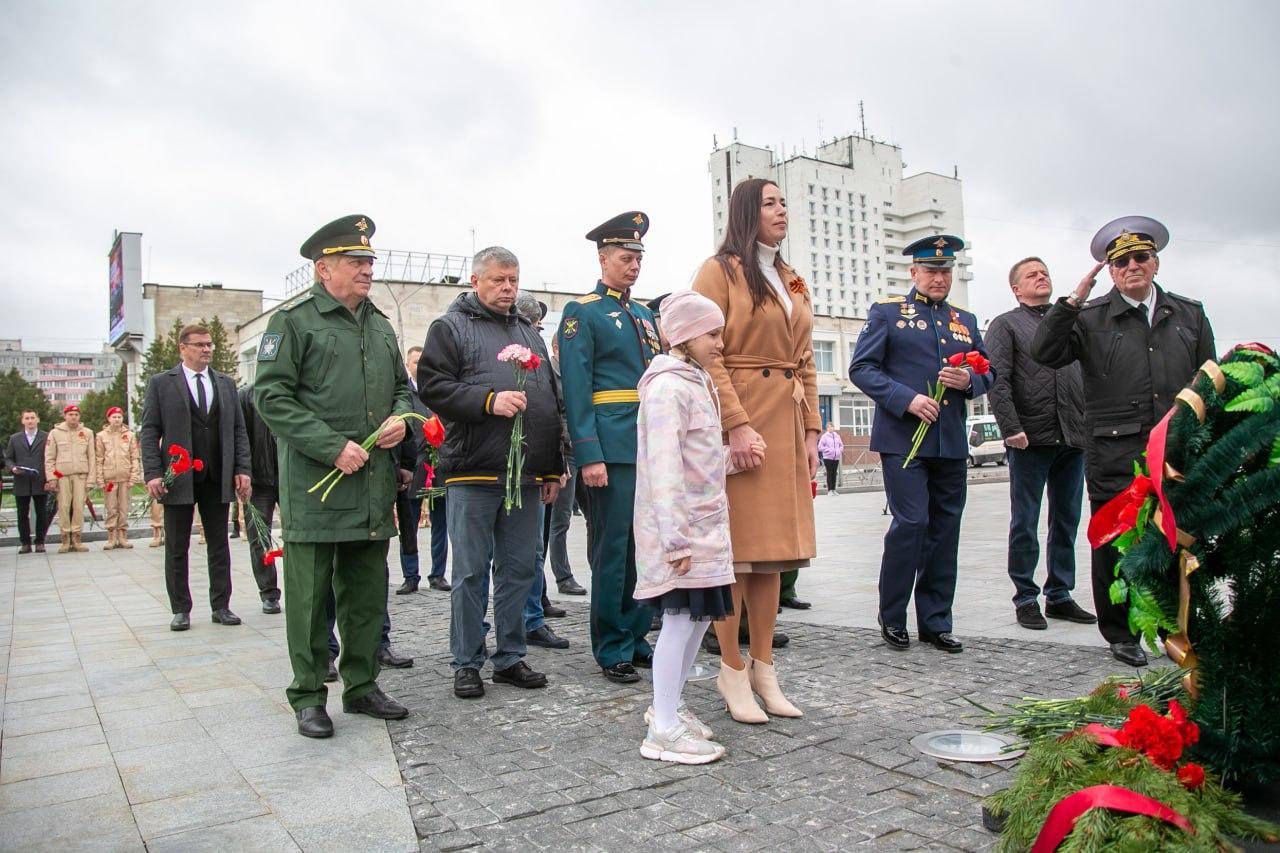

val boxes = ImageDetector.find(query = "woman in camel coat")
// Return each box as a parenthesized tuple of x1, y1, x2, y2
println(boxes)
(692, 177, 819, 723)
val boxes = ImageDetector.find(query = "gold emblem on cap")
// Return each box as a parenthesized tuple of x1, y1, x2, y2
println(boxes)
(355, 218, 369, 232)
(360, 236, 369, 246)
(632, 214, 645, 226)
(933, 238, 948, 248)
(633, 231, 640, 240)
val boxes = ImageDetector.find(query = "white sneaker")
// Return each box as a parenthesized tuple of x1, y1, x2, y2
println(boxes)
(644, 703, 714, 740)
(828, 490, 837, 496)
(640, 721, 725, 764)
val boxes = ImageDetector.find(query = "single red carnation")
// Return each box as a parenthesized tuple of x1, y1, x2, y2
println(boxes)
(105, 482, 115, 493)
(193, 459, 205, 472)
(1178, 763, 1206, 790)
(522, 353, 542, 372)
(54, 469, 64, 478)
(263, 547, 284, 567)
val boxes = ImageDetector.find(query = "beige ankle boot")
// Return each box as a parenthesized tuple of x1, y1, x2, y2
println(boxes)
(72, 532, 89, 552)
(103, 530, 118, 550)
(58, 533, 72, 553)
(748, 656, 803, 718)
(118, 530, 134, 549)
(717, 660, 768, 724)
(150, 528, 162, 547)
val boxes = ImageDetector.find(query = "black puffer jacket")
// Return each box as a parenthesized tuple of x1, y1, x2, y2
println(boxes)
(238, 384, 278, 490)
(1032, 284, 1215, 501)
(985, 303, 1087, 449)
(419, 293, 565, 485)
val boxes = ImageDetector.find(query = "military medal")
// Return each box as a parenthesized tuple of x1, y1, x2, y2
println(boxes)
(896, 320, 906, 329)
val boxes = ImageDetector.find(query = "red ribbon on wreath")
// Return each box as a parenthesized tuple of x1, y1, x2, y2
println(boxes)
(1030, 784, 1193, 853)
(1086, 474, 1152, 548)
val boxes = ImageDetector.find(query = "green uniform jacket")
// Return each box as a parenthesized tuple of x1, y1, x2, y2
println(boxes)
(556, 282, 661, 466)
(254, 283, 411, 543)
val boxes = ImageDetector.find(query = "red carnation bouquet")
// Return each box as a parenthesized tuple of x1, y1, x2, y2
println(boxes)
(902, 350, 990, 467)
(243, 499, 283, 569)
(496, 344, 542, 512)
(162, 444, 204, 488)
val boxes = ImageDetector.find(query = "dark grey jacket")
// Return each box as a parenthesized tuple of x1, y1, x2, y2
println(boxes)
(419, 293, 566, 485)
(4, 430, 48, 497)
(139, 366, 251, 505)
(238, 385, 277, 491)
(986, 303, 1087, 449)
(1031, 284, 1215, 501)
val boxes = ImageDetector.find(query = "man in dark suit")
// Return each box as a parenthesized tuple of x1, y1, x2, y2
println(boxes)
(140, 323, 252, 631)
(4, 410, 52, 553)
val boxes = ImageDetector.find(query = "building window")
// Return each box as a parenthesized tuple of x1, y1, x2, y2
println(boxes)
(809, 201, 816, 214)
(813, 340, 835, 374)
(811, 253, 818, 266)
(808, 184, 815, 195)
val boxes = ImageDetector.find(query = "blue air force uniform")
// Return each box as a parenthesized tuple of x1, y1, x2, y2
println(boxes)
(849, 236, 994, 649)
(556, 212, 663, 676)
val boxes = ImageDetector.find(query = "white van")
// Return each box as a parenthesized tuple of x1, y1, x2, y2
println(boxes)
(967, 415, 1007, 467)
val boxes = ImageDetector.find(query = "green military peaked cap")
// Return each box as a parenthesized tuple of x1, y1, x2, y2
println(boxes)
(300, 214, 377, 261)
(586, 211, 648, 251)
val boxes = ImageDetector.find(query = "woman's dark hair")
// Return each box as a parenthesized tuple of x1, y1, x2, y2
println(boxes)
(715, 178, 788, 312)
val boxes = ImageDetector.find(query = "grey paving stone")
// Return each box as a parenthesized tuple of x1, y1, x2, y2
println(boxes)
(0, 705, 100, 737)
(0, 791, 142, 850)
(146, 814, 301, 852)
(1, 722, 105, 758)
(131, 781, 269, 841)
(0, 741, 115, 784)
(0, 764, 124, 815)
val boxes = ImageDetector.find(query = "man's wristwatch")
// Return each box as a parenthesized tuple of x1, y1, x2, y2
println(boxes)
(1065, 293, 1084, 308)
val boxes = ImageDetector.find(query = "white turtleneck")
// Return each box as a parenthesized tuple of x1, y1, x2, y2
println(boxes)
(756, 242, 791, 317)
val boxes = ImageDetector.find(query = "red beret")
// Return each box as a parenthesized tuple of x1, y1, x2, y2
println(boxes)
(63, 404, 80, 414)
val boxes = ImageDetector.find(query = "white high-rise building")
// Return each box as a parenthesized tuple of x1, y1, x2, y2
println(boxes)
(708, 133, 972, 319)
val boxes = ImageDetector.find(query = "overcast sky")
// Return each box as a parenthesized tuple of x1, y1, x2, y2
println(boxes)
(3, 1, 1277, 353)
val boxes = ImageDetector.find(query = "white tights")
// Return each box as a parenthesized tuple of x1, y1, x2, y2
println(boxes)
(651, 611, 711, 731)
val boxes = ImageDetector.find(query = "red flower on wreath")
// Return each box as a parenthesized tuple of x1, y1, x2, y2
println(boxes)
(1177, 763, 1206, 790)
(1115, 703, 1196, 771)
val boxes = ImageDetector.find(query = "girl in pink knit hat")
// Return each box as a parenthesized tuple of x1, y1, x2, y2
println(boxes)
(633, 290, 763, 764)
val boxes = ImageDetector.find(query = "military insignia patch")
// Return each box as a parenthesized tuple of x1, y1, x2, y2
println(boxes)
(257, 332, 282, 361)
(562, 317, 579, 339)
(355, 217, 369, 232)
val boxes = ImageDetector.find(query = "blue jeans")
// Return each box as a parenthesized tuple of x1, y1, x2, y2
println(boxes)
(524, 504, 547, 634)
(1006, 445, 1085, 607)
(544, 472, 576, 583)
(447, 483, 540, 672)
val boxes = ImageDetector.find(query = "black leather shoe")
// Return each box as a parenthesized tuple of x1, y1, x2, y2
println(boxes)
(1046, 599, 1098, 624)
(454, 667, 484, 698)
(170, 612, 191, 632)
(526, 624, 569, 649)
(632, 651, 653, 669)
(601, 662, 640, 684)
(1016, 602, 1048, 630)
(557, 579, 587, 596)
(18, 544, 32, 554)
(542, 601, 567, 619)
(1110, 642, 1149, 667)
(878, 615, 909, 649)
(772, 632, 790, 649)
(780, 597, 812, 610)
(211, 609, 241, 626)
(343, 686, 409, 719)
(296, 706, 333, 738)
(492, 660, 548, 689)
(262, 598, 281, 615)
(325, 657, 338, 682)
(428, 576, 452, 592)
(377, 648, 414, 668)
(920, 631, 964, 653)
(395, 579, 419, 595)
(34, 543, 46, 553)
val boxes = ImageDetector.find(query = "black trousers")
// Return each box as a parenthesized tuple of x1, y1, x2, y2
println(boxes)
(164, 479, 232, 614)
(15, 494, 50, 545)
(245, 487, 280, 602)
(823, 459, 839, 492)
(1089, 498, 1137, 644)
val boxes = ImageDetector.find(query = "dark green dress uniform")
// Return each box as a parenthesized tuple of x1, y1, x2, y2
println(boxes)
(557, 212, 663, 673)
(254, 215, 411, 711)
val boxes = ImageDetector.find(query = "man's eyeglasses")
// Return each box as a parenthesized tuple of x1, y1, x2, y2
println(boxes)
(1111, 252, 1152, 268)
(182, 341, 216, 350)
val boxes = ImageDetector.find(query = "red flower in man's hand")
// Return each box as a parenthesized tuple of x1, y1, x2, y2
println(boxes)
(522, 353, 542, 372)
(193, 459, 205, 472)
(105, 482, 115, 493)
(53, 469, 64, 478)
(1177, 763, 1206, 789)
(965, 351, 991, 374)
(263, 548, 284, 567)
(171, 457, 191, 475)
(947, 352, 966, 367)
(422, 416, 445, 449)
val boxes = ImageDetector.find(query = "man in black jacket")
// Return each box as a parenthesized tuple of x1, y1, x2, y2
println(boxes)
(4, 410, 51, 553)
(1031, 216, 1215, 667)
(420, 246, 566, 699)
(238, 385, 281, 614)
(987, 257, 1095, 631)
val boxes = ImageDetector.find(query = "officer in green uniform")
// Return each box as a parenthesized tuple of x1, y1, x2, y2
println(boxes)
(557, 211, 663, 684)
(255, 214, 413, 738)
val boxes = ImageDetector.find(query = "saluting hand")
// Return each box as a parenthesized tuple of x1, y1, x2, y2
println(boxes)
(334, 441, 369, 475)
(1073, 261, 1107, 303)
(908, 393, 941, 424)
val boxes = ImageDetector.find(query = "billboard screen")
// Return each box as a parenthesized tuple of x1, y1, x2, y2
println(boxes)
(108, 231, 143, 346)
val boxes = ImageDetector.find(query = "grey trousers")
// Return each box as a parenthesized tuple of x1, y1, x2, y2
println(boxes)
(446, 483, 541, 672)
(546, 471, 576, 583)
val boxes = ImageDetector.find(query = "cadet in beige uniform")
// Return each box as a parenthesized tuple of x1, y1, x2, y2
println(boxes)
(95, 406, 141, 549)
(45, 404, 97, 552)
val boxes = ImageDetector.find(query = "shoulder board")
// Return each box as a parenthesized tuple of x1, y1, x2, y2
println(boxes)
(876, 295, 906, 304)
(577, 294, 602, 305)
(1083, 294, 1110, 309)
(1163, 290, 1203, 308)
(276, 291, 314, 314)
